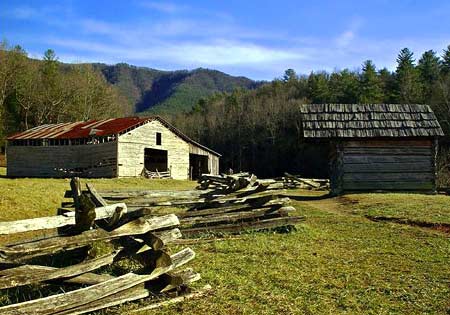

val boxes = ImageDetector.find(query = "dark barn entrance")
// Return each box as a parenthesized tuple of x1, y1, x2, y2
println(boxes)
(144, 148, 168, 171)
(190, 154, 209, 180)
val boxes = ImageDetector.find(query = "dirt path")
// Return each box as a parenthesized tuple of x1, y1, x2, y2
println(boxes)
(290, 190, 450, 235)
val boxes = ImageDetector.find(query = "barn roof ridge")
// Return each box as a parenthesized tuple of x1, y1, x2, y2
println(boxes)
(7, 116, 221, 156)
(299, 103, 444, 138)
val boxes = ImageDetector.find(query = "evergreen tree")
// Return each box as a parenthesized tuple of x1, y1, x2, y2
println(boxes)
(395, 48, 422, 103)
(378, 68, 397, 103)
(359, 60, 383, 103)
(329, 69, 359, 103)
(307, 72, 330, 103)
(441, 45, 450, 75)
(418, 50, 440, 102)
(283, 68, 297, 82)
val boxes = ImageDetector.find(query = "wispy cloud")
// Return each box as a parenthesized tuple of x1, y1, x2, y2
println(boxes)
(3, 2, 450, 80)
(138, 1, 188, 13)
(335, 17, 363, 48)
(46, 37, 304, 67)
(8, 6, 40, 19)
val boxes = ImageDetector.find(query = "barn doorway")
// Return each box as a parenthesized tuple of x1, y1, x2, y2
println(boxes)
(144, 148, 168, 172)
(190, 154, 209, 180)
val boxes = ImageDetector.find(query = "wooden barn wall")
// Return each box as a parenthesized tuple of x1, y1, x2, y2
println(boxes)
(117, 120, 190, 179)
(331, 139, 436, 193)
(188, 144, 220, 175)
(6, 142, 117, 178)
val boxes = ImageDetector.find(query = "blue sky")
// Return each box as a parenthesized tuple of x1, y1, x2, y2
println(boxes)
(1, 0, 450, 80)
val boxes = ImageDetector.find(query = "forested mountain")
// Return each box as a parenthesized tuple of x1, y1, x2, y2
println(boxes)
(92, 63, 259, 114)
(1, 41, 450, 179)
(169, 46, 450, 178)
(0, 43, 258, 148)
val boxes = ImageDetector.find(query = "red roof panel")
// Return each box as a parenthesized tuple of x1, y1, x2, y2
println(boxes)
(7, 117, 151, 140)
(7, 116, 221, 156)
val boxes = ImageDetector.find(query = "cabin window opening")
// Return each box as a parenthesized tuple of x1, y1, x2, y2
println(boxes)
(156, 132, 162, 145)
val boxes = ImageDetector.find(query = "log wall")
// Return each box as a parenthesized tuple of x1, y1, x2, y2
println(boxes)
(330, 139, 437, 194)
(188, 144, 220, 175)
(6, 142, 117, 178)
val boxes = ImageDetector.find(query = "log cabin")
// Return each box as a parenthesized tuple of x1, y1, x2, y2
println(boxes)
(299, 104, 444, 194)
(6, 116, 220, 179)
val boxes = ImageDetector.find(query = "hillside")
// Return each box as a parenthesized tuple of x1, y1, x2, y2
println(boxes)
(93, 63, 260, 114)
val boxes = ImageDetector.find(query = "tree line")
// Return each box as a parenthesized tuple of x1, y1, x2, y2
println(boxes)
(1, 41, 450, 178)
(0, 42, 129, 148)
(169, 46, 450, 177)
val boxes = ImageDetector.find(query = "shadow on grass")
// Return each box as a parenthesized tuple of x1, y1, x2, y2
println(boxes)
(285, 193, 333, 201)
(366, 215, 450, 234)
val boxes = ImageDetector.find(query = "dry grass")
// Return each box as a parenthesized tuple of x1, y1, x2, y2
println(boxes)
(0, 172, 448, 314)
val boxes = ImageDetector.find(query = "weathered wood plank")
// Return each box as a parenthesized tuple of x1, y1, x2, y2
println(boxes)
(0, 203, 127, 235)
(53, 268, 201, 315)
(343, 139, 432, 147)
(73, 193, 96, 233)
(342, 147, 432, 155)
(180, 207, 292, 228)
(182, 216, 305, 236)
(342, 172, 435, 182)
(0, 250, 120, 289)
(54, 268, 201, 315)
(0, 216, 73, 236)
(0, 214, 179, 262)
(86, 183, 108, 207)
(70, 177, 82, 210)
(343, 155, 432, 164)
(178, 198, 289, 218)
(0, 265, 114, 285)
(0, 248, 195, 315)
(343, 162, 432, 173)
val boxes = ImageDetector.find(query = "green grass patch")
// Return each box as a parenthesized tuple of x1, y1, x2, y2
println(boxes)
(0, 174, 448, 314)
(0, 166, 195, 222)
(341, 193, 450, 225)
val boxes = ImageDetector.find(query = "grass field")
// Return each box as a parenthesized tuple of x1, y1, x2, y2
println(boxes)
(0, 167, 448, 314)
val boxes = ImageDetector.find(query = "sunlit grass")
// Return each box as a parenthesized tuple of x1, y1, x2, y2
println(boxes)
(342, 193, 450, 224)
(0, 171, 448, 314)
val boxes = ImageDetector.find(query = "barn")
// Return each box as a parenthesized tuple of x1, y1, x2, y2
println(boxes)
(6, 116, 220, 179)
(299, 104, 444, 194)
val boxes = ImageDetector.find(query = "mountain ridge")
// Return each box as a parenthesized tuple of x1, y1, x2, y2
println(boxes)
(91, 63, 261, 114)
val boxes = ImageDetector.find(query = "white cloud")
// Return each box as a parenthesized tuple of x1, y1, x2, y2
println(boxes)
(334, 17, 364, 48)
(138, 1, 188, 13)
(335, 30, 355, 48)
(46, 37, 304, 67)
(7, 3, 450, 80)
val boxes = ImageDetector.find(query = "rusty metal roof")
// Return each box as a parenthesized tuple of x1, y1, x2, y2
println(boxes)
(7, 116, 221, 156)
(7, 117, 150, 140)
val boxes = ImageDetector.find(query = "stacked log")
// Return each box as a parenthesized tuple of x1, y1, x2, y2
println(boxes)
(197, 172, 330, 192)
(98, 176, 305, 236)
(283, 173, 330, 190)
(0, 178, 205, 314)
(197, 172, 256, 192)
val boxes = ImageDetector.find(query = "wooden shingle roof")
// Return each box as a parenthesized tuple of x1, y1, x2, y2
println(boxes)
(299, 104, 444, 138)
